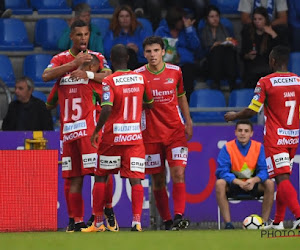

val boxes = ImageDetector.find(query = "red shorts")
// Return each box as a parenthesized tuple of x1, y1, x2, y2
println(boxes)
(95, 143, 145, 179)
(145, 132, 188, 175)
(265, 146, 297, 178)
(62, 137, 97, 178)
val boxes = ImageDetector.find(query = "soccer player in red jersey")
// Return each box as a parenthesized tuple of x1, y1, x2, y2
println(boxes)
(225, 45, 300, 230)
(43, 19, 116, 232)
(135, 36, 193, 230)
(83, 44, 153, 232)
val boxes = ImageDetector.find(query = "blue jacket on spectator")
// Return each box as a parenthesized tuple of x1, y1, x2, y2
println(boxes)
(287, 0, 300, 28)
(215, 139, 269, 184)
(155, 21, 202, 65)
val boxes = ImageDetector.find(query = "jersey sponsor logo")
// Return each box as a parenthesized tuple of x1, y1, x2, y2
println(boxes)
(134, 67, 146, 73)
(266, 156, 274, 174)
(273, 152, 290, 169)
(277, 128, 299, 137)
(164, 78, 174, 84)
(123, 87, 140, 93)
(113, 123, 141, 134)
(253, 94, 260, 101)
(102, 85, 110, 92)
(141, 110, 146, 131)
(145, 154, 161, 168)
(113, 74, 144, 86)
(254, 87, 261, 93)
(130, 157, 145, 173)
(152, 89, 175, 97)
(283, 91, 295, 98)
(172, 147, 188, 161)
(63, 120, 87, 134)
(166, 64, 179, 71)
(277, 137, 299, 145)
(62, 157, 72, 171)
(60, 76, 89, 85)
(114, 133, 142, 143)
(100, 155, 121, 170)
(82, 153, 97, 168)
(152, 89, 175, 103)
(103, 92, 110, 101)
(63, 130, 88, 142)
(270, 76, 300, 86)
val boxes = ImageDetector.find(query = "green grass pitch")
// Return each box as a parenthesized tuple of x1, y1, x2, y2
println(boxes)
(0, 230, 299, 250)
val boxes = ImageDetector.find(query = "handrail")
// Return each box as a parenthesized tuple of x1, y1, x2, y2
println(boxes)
(189, 107, 246, 112)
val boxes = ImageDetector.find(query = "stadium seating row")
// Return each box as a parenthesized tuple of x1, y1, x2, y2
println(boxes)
(5, 0, 114, 15)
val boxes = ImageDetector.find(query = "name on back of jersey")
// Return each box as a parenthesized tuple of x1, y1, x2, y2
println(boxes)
(113, 74, 144, 86)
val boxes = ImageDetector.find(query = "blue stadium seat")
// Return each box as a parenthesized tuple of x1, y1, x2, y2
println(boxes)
(23, 54, 55, 87)
(32, 90, 47, 102)
(35, 18, 68, 50)
(138, 18, 153, 35)
(31, 0, 72, 14)
(0, 19, 33, 51)
(72, 0, 114, 14)
(0, 55, 15, 87)
(210, 0, 240, 14)
(5, 0, 33, 15)
(229, 88, 257, 122)
(189, 89, 226, 122)
(198, 17, 235, 37)
(91, 18, 110, 37)
(288, 52, 300, 76)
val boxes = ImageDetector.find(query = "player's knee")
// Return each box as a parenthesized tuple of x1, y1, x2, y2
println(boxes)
(171, 168, 185, 183)
(215, 179, 227, 194)
(263, 179, 274, 193)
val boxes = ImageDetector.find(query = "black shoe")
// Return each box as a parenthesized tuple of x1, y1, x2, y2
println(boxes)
(164, 220, 173, 230)
(225, 222, 235, 229)
(66, 218, 75, 232)
(104, 207, 119, 232)
(86, 215, 94, 227)
(172, 214, 190, 230)
(74, 222, 87, 232)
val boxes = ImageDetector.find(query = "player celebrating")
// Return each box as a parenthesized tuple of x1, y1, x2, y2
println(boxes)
(82, 44, 153, 232)
(224, 45, 300, 230)
(43, 19, 117, 232)
(135, 36, 193, 230)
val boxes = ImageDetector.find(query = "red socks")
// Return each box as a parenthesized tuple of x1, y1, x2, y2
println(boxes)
(93, 182, 106, 216)
(64, 179, 72, 217)
(153, 189, 172, 221)
(173, 183, 186, 215)
(274, 179, 300, 223)
(69, 192, 84, 222)
(105, 175, 113, 209)
(131, 184, 144, 222)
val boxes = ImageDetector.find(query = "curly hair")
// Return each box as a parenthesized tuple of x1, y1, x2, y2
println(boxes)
(110, 5, 140, 37)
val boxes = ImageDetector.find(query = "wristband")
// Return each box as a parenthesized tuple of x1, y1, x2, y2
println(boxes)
(86, 71, 95, 79)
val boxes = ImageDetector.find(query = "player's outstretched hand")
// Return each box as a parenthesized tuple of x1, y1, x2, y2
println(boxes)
(91, 132, 99, 149)
(224, 111, 237, 122)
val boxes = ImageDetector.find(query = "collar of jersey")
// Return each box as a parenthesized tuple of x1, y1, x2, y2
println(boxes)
(69, 49, 88, 58)
(146, 63, 165, 75)
(115, 69, 131, 72)
(275, 71, 290, 73)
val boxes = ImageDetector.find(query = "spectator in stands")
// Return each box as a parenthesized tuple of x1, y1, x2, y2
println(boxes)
(240, 7, 287, 88)
(200, 5, 238, 91)
(58, 3, 104, 53)
(238, 0, 288, 27)
(103, 5, 151, 70)
(2, 77, 53, 131)
(287, 0, 300, 51)
(155, 6, 201, 102)
(215, 119, 274, 229)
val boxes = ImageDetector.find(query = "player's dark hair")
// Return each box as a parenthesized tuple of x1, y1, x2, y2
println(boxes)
(143, 36, 165, 50)
(70, 19, 90, 32)
(235, 119, 253, 131)
(82, 54, 100, 68)
(270, 45, 290, 66)
(111, 44, 128, 64)
(74, 3, 91, 17)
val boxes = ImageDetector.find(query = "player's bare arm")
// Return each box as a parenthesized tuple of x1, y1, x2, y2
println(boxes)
(178, 95, 193, 141)
(42, 52, 93, 82)
(224, 108, 257, 122)
(70, 68, 112, 83)
(91, 105, 112, 148)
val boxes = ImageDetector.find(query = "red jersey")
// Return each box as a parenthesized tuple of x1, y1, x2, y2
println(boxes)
(45, 49, 110, 73)
(249, 72, 300, 148)
(49, 75, 102, 143)
(135, 63, 186, 143)
(101, 70, 153, 145)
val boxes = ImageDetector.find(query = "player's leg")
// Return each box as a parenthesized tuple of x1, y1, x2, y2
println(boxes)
(145, 143, 172, 229)
(129, 177, 144, 231)
(64, 178, 75, 231)
(258, 179, 274, 223)
(215, 179, 233, 228)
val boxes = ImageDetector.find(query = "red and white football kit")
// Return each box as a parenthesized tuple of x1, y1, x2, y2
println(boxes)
(95, 70, 153, 179)
(249, 72, 300, 178)
(135, 63, 188, 174)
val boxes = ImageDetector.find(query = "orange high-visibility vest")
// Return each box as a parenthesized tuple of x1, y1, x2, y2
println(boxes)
(226, 140, 261, 180)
